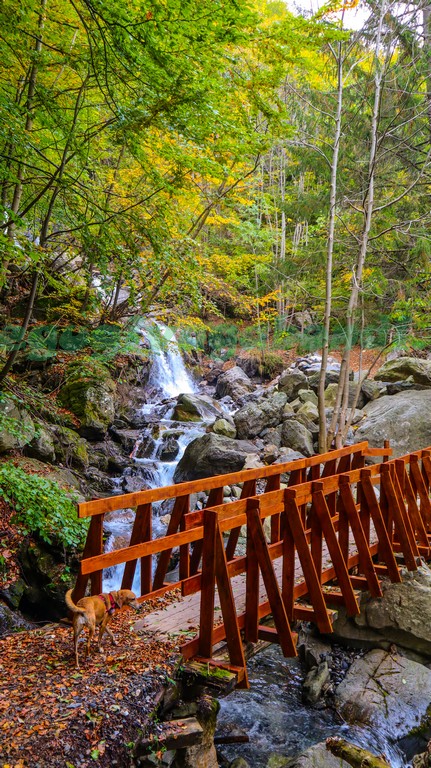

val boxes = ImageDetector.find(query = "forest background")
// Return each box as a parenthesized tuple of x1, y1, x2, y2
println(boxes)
(1, 0, 431, 450)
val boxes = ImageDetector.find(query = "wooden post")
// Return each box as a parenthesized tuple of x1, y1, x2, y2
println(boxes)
(410, 454, 431, 532)
(266, 474, 281, 543)
(140, 504, 152, 596)
(360, 470, 401, 583)
(226, 479, 256, 561)
(122, 503, 152, 592)
(153, 495, 190, 589)
(338, 476, 382, 598)
(72, 513, 104, 602)
(380, 464, 418, 571)
(198, 509, 217, 659)
(396, 460, 429, 551)
(190, 487, 223, 575)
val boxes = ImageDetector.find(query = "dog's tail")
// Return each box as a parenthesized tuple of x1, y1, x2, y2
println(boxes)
(65, 589, 86, 614)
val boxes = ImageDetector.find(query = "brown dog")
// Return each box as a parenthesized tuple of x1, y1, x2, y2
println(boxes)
(65, 589, 140, 668)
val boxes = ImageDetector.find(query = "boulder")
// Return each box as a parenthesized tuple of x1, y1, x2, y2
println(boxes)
(298, 389, 318, 406)
(173, 393, 226, 422)
(354, 390, 431, 458)
(278, 369, 308, 401)
(25, 422, 56, 462)
(361, 379, 386, 402)
(215, 366, 254, 401)
(296, 401, 319, 423)
(233, 393, 287, 440)
(157, 436, 180, 461)
(334, 648, 431, 740)
(260, 425, 282, 448)
(0, 602, 34, 637)
(0, 396, 35, 453)
(375, 357, 431, 385)
(51, 425, 89, 469)
(285, 743, 349, 768)
(324, 382, 365, 410)
(212, 418, 237, 439)
(58, 364, 116, 440)
(281, 419, 314, 457)
(333, 566, 431, 659)
(109, 427, 140, 453)
(302, 661, 330, 705)
(174, 433, 259, 482)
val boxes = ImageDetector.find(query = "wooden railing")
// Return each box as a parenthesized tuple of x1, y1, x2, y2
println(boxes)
(73, 441, 387, 602)
(72, 441, 431, 687)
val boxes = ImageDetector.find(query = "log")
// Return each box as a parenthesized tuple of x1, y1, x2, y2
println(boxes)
(326, 738, 391, 768)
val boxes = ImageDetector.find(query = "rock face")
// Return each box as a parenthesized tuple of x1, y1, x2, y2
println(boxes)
(333, 566, 431, 659)
(58, 365, 116, 439)
(375, 357, 431, 385)
(0, 396, 35, 453)
(335, 648, 431, 740)
(173, 433, 259, 482)
(354, 390, 431, 457)
(215, 366, 254, 401)
(233, 392, 287, 440)
(173, 393, 226, 422)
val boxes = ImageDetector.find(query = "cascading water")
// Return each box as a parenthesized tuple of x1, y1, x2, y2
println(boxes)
(103, 322, 205, 593)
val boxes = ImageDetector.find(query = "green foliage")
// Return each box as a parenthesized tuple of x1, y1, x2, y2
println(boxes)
(0, 462, 88, 550)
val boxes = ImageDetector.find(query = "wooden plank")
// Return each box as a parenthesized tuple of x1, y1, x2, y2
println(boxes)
(338, 476, 382, 598)
(245, 499, 259, 643)
(153, 495, 189, 589)
(312, 485, 359, 617)
(247, 505, 297, 657)
(190, 486, 223, 575)
(282, 505, 295, 622)
(121, 503, 152, 592)
(78, 442, 372, 517)
(392, 464, 420, 557)
(397, 460, 429, 551)
(380, 465, 418, 571)
(360, 469, 402, 583)
(198, 509, 217, 658)
(266, 474, 281, 543)
(81, 525, 204, 575)
(214, 519, 249, 688)
(284, 489, 332, 634)
(410, 455, 431, 531)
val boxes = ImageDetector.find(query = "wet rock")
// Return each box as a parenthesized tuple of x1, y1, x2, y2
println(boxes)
(158, 436, 180, 461)
(375, 356, 431, 385)
(212, 418, 237, 439)
(215, 366, 255, 402)
(0, 396, 35, 453)
(280, 419, 314, 457)
(297, 630, 332, 670)
(354, 390, 431, 458)
(173, 393, 226, 422)
(233, 393, 287, 440)
(278, 369, 308, 401)
(174, 433, 259, 482)
(302, 661, 330, 705)
(285, 743, 349, 768)
(334, 648, 431, 740)
(109, 427, 141, 453)
(85, 467, 118, 494)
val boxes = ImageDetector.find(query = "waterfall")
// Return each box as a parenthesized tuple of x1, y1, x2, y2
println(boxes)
(145, 321, 196, 399)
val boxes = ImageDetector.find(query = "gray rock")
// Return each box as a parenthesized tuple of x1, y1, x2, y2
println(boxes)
(333, 565, 431, 659)
(260, 425, 282, 448)
(354, 390, 431, 457)
(375, 357, 431, 385)
(215, 366, 254, 401)
(297, 629, 332, 670)
(335, 648, 431, 740)
(324, 382, 365, 409)
(174, 433, 259, 482)
(263, 444, 280, 464)
(297, 401, 319, 422)
(212, 418, 237, 439)
(285, 743, 349, 768)
(0, 601, 34, 637)
(0, 396, 35, 453)
(157, 436, 180, 461)
(386, 380, 419, 395)
(173, 393, 226, 422)
(229, 759, 251, 768)
(0, 579, 26, 610)
(109, 427, 140, 453)
(361, 379, 386, 402)
(278, 369, 308, 401)
(281, 419, 314, 457)
(302, 661, 330, 705)
(25, 422, 56, 462)
(298, 389, 318, 406)
(233, 392, 287, 440)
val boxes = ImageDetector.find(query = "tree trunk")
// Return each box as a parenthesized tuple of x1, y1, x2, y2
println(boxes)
(326, 738, 390, 768)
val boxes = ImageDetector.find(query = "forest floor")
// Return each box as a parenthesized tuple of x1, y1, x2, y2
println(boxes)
(0, 598, 181, 768)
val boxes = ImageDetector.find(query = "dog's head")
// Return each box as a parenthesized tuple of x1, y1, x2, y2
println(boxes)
(112, 589, 140, 610)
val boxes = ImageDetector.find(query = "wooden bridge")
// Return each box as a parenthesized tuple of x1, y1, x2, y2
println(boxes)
(72, 441, 431, 688)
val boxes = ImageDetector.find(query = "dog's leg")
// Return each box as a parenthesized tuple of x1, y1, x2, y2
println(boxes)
(105, 624, 117, 646)
(86, 621, 95, 659)
(97, 615, 109, 652)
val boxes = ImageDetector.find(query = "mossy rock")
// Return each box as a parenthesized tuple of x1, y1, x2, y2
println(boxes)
(58, 362, 116, 439)
(0, 396, 35, 454)
(52, 425, 89, 469)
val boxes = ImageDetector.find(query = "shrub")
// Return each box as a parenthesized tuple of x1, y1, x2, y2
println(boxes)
(0, 463, 88, 551)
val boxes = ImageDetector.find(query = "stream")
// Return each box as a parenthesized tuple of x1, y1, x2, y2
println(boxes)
(101, 331, 412, 767)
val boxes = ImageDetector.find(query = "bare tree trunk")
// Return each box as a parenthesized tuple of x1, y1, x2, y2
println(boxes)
(327, 0, 387, 449)
(318, 37, 344, 452)
(0, 272, 39, 383)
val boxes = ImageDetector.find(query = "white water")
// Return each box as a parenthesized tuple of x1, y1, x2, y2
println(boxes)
(103, 323, 204, 594)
